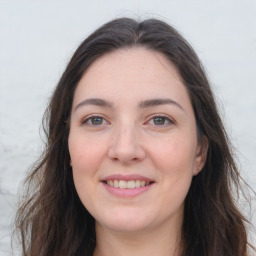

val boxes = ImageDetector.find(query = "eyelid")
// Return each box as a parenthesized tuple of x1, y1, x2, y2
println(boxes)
(81, 114, 110, 126)
(145, 114, 175, 126)
(80, 113, 175, 127)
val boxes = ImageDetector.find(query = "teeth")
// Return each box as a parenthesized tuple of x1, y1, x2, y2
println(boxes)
(135, 180, 141, 188)
(119, 180, 126, 189)
(127, 180, 135, 189)
(106, 180, 151, 189)
(114, 180, 119, 188)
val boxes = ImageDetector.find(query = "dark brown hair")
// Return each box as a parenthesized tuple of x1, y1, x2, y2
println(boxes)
(15, 17, 255, 256)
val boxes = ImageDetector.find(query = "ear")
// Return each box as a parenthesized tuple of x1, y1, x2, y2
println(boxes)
(193, 136, 208, 176)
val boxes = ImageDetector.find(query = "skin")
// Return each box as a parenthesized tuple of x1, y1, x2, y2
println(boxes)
(68, 47, 207, 256)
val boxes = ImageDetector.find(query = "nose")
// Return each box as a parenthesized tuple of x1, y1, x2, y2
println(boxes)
(108, 124, 146, 164)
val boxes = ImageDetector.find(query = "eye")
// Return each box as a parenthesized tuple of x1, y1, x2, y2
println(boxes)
(82, 115, 108, 126)
(147, 115, 174, 126)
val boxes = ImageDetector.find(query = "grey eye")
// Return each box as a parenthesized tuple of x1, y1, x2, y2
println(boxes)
(82, 116, 108, 126)
(153, 117, 167, 125)
(90, 117, 104, 125)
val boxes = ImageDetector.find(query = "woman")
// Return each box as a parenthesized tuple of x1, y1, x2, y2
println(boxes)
(15, 18, 255, 255)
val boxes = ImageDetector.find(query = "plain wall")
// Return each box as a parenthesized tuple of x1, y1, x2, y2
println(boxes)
(0, 0, 255, 254)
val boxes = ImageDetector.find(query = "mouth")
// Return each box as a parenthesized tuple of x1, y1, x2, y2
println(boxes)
(101, 175, 155, 197)
(103, 179, 154, 189)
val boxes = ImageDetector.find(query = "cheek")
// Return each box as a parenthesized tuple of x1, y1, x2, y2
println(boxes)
(68, 135, 103, 206)
(68, 136, 100, 200)
(151, 136, 197, 174)
(69, 133, 107, 172)
(159, 141, 195, 205)
(150, 135, 196, 199)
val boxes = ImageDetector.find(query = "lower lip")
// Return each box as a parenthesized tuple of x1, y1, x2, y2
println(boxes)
(102, 182, 154, 197)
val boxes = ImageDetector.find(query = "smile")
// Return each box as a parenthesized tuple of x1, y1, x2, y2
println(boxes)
(101, 175, 155, 197)
(105, 180, 152, 189)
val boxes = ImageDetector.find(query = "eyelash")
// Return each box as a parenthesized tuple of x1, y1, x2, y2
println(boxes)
(81, 114, 175, 127)
(81, 115, 108, 126)
(146, 115, 175, 126)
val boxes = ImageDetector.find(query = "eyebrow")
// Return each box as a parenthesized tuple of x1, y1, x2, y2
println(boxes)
(75, 98, 113, 111)
(74, 97, 183, 111)
(138, 98, 184, 110)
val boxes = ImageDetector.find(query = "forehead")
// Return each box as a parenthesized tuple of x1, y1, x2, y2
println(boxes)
(81, 47, 182, 86)
(73, 47, 191, 110)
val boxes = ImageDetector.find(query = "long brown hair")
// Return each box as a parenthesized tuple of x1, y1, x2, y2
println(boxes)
(15, 17, 255, 256)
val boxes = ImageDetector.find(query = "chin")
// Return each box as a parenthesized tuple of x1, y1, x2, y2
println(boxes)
(100, 221, 150, 233)
(95, 209, 154, 233)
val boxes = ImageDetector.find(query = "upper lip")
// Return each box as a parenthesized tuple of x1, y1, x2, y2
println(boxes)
(101, 174, 154, 182)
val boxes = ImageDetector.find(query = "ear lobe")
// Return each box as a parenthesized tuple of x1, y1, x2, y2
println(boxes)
(193, 136, 208, 176)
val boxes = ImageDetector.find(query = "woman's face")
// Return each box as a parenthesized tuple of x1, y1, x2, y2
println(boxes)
(68, 47, 206, 233)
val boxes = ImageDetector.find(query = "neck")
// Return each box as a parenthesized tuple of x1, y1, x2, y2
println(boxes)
(93, 217, 183, 256)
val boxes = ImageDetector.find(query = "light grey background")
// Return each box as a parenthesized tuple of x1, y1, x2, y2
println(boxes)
(0, 0, 255, 254)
